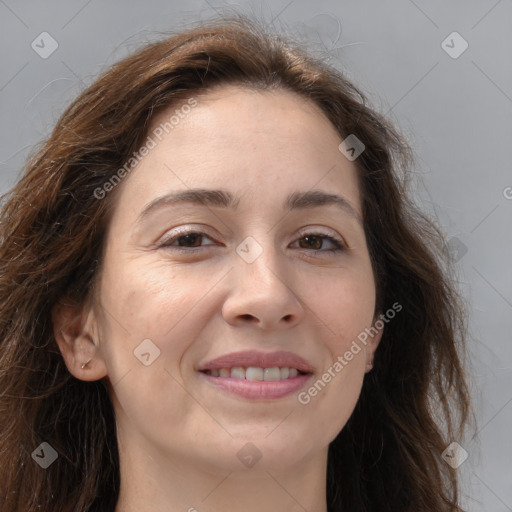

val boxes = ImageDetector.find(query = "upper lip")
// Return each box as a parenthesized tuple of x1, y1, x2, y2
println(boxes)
(197, 350, 314, 373)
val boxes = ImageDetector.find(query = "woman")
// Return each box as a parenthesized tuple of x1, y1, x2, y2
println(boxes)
(0, 14, 472, 512)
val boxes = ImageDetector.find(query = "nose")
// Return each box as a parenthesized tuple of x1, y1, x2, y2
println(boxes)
(221, 245, 305, 331)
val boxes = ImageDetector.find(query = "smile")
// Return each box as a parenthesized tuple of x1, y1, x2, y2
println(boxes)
(197, 349, 314, 399)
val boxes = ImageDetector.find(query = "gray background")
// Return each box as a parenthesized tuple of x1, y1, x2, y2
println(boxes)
(1, 0, 511, 510)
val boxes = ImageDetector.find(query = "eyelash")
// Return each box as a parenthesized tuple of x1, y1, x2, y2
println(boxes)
(158, 229, 346, 256)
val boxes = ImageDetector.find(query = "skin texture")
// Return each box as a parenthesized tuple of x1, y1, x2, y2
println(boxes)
(53, 85, 383, 512)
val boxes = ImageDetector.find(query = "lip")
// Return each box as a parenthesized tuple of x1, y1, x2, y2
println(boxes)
(197, 350, 314, 400)
(197, 350, 314, 373)
(199, 372, 312, 400)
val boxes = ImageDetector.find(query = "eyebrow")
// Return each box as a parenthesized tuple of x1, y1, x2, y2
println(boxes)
(136, 188, 362, 226)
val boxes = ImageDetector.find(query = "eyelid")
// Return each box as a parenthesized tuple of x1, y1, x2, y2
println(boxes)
(295, 226, 345, 242)
(158, 225, 217, 246)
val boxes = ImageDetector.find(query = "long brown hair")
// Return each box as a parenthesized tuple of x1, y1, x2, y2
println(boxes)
(0, 13, 472, 512)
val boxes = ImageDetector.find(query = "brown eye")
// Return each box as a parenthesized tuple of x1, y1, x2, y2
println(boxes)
(159, 231, 216, 250)
(293, 233, 345, 253)
(174, 233, 204, 247)
(298, 235, 323, 250)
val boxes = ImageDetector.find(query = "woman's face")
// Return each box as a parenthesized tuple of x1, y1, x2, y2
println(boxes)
(84, 85, 381, 474)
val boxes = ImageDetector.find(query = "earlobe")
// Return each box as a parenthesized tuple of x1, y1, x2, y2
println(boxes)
(51, 299, 108, 381)
(365, 313, 384, 373)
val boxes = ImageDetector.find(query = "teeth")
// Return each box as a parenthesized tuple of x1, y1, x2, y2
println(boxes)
(263, 367, 281, 381)
(245, 367, 264, 381)
(230, 367, 245, 379)
(204, 367, 304, 380)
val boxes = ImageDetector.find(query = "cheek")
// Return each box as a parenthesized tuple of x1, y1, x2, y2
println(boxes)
(297, 262, 376, 346)
(298, 332, 367, 446)
(102, 256, 202, 330)
(293, 264, 373, 438)
(98, 261, 211, 436)
(97, 258, 211, 381)
(335, 280, 376, 341)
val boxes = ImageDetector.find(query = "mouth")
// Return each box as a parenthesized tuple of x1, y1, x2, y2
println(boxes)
(197, 350, 314, 400)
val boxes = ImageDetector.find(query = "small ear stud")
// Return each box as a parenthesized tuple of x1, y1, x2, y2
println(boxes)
(81, 359, 92, 369)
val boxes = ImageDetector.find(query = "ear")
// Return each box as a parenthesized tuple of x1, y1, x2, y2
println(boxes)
(52, 297, 108, 381)
(365, 313, 385, 373)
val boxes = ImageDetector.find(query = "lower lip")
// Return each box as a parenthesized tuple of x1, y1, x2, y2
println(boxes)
(199, 372, 312, 400)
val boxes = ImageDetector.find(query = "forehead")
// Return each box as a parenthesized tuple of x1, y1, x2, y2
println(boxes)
(149, 84, 339, 152)
(112, 84, 362, 219)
